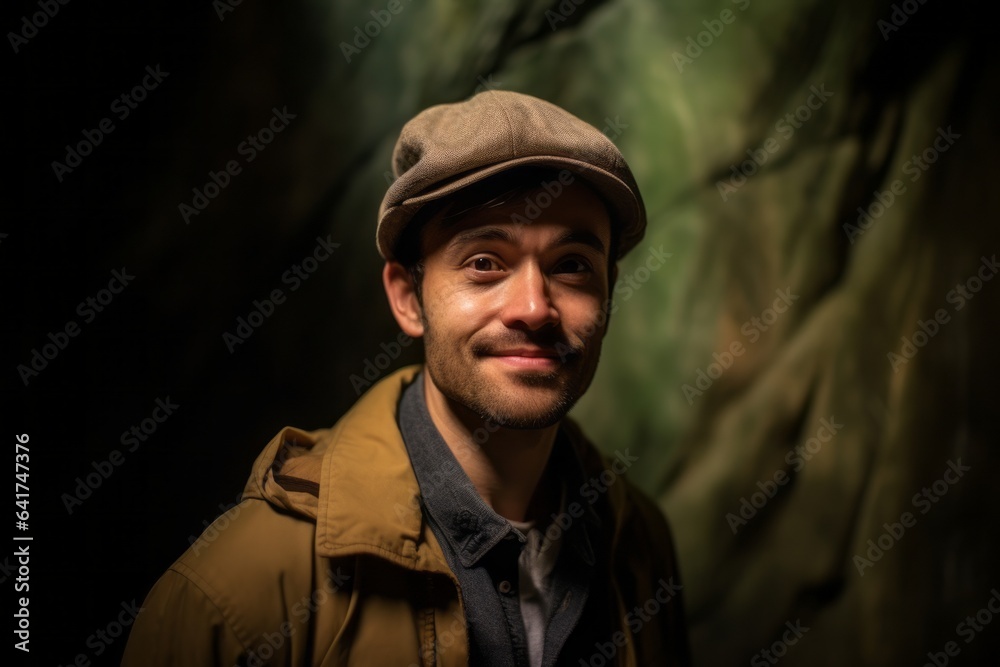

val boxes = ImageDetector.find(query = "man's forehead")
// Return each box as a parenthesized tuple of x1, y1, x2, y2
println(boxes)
(443, 223, 609, 256)
(426, 191, 612, 256)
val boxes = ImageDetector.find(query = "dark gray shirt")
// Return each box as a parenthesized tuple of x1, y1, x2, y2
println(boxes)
(398, 374, 599, 667)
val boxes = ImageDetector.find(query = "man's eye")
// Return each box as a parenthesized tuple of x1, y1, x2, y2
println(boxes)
(470, 257, 501, 272)
(554, 258, 590, 274)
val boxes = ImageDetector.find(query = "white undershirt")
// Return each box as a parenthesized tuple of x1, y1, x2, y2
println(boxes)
(509, 509, 564, 667)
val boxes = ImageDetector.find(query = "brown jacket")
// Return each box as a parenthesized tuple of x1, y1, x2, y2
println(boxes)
(122, 366, 689, 666)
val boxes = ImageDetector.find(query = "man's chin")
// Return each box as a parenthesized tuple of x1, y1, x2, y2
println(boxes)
(424, 352, 587, 429)
(474, 370, 578, 428)
(480, 358, 568, 390)
(482, 401, 569, 430)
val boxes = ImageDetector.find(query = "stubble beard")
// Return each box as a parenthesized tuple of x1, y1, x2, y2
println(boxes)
(421, 322, 601, 430)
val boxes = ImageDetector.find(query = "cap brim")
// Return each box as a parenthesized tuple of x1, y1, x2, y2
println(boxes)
(377, 155, 645, 260)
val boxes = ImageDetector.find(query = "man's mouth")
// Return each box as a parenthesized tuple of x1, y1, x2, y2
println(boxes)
(484, 346, 567, 369)
(491, 347, 557, 358)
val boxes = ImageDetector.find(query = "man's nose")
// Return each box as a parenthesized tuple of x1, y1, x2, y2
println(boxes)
(499, 264, 559, 331)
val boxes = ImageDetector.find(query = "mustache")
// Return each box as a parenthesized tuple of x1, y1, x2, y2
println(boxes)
(470, 330, 584, 361)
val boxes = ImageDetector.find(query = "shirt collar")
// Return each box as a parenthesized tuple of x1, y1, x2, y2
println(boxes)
(399, 374, 518, 567)
(398, 372, 599, 569)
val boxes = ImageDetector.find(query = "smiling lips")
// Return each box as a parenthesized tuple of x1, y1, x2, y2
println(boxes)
(486, 347, 562, 369)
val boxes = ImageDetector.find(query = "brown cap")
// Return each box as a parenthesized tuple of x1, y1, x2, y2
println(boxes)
(377, 90, 646, 260)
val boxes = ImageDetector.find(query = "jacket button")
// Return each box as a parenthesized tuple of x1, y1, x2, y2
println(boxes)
(454, 509, 479, 533)
(498, 580, 513, 595)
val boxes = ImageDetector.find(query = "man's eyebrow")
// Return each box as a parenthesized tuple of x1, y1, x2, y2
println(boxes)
(444, 226, 607, 255)
(447, 226, 518, 250)
(553, 229, 607, 256)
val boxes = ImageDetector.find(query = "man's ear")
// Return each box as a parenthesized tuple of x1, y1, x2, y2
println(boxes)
(383, 261, 425, 338)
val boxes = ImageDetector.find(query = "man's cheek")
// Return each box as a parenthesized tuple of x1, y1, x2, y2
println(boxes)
(422, 289, 471, 326)
(577, 297, 610, 335)
(435, 282, 495, 317)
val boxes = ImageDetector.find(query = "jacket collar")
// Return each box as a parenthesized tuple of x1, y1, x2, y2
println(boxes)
(243, 365, 453, 575)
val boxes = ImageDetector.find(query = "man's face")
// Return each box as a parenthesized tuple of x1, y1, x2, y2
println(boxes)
(414, 179, 614, 429)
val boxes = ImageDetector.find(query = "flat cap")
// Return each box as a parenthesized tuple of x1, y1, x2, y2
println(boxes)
(377, 90, 646, 260)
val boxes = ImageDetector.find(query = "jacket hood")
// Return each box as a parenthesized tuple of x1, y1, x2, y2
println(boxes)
(241, 365, 450, 570)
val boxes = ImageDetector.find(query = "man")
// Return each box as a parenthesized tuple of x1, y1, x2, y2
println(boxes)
(123, 90, 689, 667)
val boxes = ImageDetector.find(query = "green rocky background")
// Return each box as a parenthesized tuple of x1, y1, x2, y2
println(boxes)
(14, 0, 998, 664)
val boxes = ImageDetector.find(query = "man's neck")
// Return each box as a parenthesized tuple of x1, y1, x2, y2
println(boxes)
(422, 372, 558, 523)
